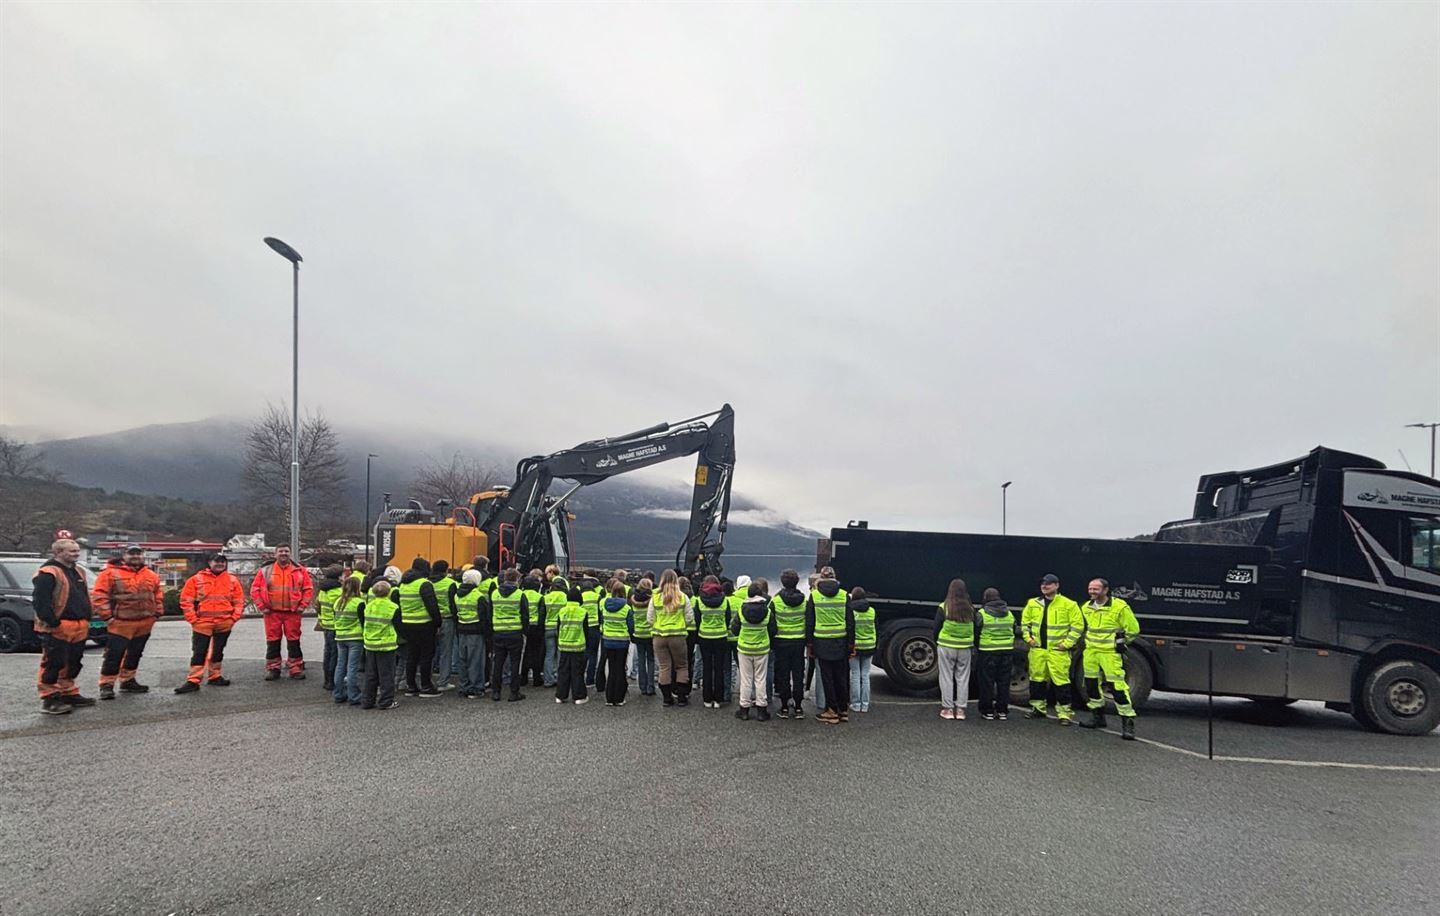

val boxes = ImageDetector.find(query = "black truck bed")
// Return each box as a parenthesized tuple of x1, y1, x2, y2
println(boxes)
(825, 527, 1278, 639)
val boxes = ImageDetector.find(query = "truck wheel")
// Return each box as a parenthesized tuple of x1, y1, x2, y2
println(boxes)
(1359, 660, 1440, 736)
(1126, 653, 1154, 709)
(882, 626, 938, 694)
(0, 615, 25, 654)
(1008, 655, 1031, 706)
(1071, 652, 1153, 710)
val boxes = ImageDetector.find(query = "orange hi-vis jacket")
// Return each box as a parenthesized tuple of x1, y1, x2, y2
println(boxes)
(181, 569, 246, 623)
(250, 562, 313, 613)
(93, 561, 164, 621)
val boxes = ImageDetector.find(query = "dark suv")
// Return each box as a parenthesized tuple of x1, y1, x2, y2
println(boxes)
(0, 556, 105, 653)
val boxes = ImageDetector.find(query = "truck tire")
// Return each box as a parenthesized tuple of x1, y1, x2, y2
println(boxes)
(882, 626, 938, 694)
(1071, 651, 1154, 711)
(0, 614, 25, 654)
(1008, 650, 1031, 706)
(1358, 660, 1440, 736)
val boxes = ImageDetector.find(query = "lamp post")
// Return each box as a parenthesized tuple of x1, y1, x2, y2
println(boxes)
(1001, 481, 1013, 535)
(263, 237, 303, 557)
(365, 453, 378, 563)
(1405, 422, 1438, 478)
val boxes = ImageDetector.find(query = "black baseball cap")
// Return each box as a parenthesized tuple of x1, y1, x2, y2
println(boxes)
(1041, 573, 1060, 584)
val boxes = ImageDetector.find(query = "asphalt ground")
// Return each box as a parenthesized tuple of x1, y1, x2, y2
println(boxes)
(1, 619, 1436, 916)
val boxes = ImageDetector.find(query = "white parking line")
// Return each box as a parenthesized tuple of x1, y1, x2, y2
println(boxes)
(1103, 730, 1440, 772)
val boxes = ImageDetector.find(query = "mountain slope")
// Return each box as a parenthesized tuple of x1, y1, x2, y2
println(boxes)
(23, 418, 819, 559)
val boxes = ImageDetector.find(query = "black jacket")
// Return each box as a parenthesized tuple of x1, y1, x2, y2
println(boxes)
(805, 578, 855, 661)
(399, 569, 440, 625)
(483, 583, 531, 641)
(32, 561, 92, 627)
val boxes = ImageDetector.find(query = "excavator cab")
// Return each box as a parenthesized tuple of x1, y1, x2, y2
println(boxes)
(373, 498, 488, 572)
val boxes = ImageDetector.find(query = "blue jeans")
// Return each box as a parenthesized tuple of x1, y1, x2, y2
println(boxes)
(456, 632, 486, 694)
(849, 652, 873, 711)
(723, 645, 736, 700)
(434, 617, 456, 683)
(333, 639, 364, 704)
(633, 640, 656, 694)
(543, 631, 559, 687)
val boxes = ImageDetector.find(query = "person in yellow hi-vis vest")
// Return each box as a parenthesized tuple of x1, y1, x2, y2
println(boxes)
(1078, 578, 1141, 741)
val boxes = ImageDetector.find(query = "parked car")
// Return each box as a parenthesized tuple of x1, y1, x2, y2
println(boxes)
(0, 555, 105, 653)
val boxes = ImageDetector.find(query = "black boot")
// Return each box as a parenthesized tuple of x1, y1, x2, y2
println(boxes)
(1121, 717, 1136, 741)
(99, 684, 116, 700)
(265, 669, 281, 681)
(119, 679, 149, 693)
(755, 706, 771, 722)
(735, 706, 750, 720)
(174, 681, 200, 694)
(1079, 709, 1108, 730)
(677, 683, 690, 707)
(661, 684, 675, 707)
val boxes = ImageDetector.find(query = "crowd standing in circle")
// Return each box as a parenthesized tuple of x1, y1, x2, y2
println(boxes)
(28, 540, 1141, 738)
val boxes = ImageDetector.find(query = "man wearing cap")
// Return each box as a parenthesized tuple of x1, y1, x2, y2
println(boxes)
(175, 553, 246, 692)
(92, 546, 165, 700)
(250, 544, 314, 680)
(32, 538, 96, 715)
(1020, 574, 1084, 724)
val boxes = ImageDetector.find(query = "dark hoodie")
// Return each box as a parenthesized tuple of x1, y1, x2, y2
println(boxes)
(772, 585, 807, 634)
(399, 568, 440, 624)
(315, 573, 343, 602)
(694, 586, 730, 640)
(979, 596, 1017, 645)
(455, 582, 483, 635)
(601, 595, 634, 649)
(730, 596, 778, 645)
(806, 577, 855, 661)
(484, 582, 530, 642)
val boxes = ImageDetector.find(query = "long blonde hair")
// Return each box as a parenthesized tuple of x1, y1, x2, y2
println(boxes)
(658, 569, 686, 612)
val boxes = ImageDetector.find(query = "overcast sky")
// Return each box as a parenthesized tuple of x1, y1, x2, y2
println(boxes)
(2, 2, 1436, 538)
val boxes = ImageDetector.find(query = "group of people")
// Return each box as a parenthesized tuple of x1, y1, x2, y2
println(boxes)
(930, 572, 1140, 739)
(29, 539, 1142, 739)
(319, 557, 875, 725)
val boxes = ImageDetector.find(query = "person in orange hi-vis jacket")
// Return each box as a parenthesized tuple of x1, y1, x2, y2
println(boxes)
(174, 553, 246, 693)
(92, 546, 165, 700)
(250, 544, 314, 680)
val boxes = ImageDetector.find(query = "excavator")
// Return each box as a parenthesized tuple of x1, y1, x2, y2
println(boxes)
(373, 404, 736, 578)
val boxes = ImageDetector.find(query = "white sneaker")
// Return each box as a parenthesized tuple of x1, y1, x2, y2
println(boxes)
(555, 697, 565, 704)
(617, 699, 626, 706)
(574, 696, 590, 705)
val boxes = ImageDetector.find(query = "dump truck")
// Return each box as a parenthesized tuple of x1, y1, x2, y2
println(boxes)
(820, 447, 1440, 735)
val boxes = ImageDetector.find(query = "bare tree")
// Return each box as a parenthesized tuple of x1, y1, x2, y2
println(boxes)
(241, 403, 350, 541)
(409, 452, 507, 517)
(0, 434, 44, 479)
(0, 435, 62, 550)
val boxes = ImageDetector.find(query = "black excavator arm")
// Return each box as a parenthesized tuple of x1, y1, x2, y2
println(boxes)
(473, 404, 736, 578)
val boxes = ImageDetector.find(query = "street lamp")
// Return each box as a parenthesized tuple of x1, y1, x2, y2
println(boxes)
(365, 453, 379, 563)
(1405, 423, 1438, 478)
(264, 236, 303, 558)
(1001, 481, 1013, 535)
